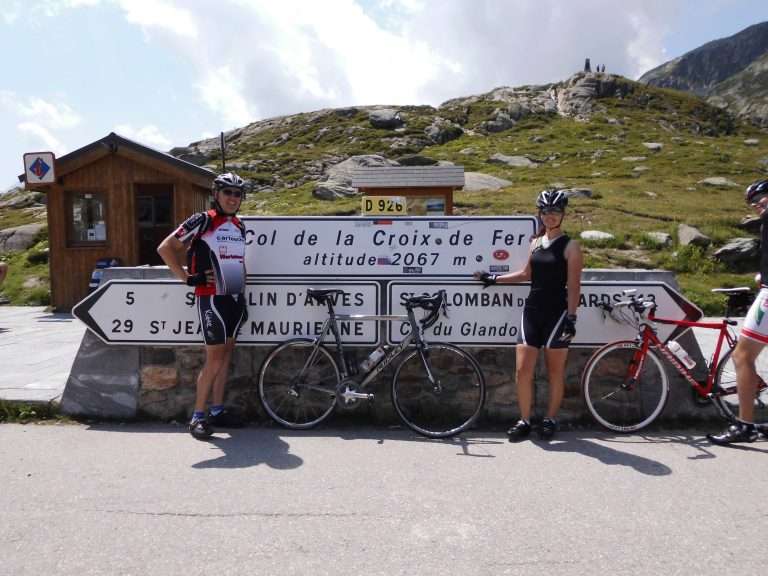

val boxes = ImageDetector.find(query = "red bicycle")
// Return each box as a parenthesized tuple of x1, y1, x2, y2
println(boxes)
(581, 288, 768, 433)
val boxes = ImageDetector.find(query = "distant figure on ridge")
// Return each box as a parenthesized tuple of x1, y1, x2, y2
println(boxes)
(584, 58, 591, 72)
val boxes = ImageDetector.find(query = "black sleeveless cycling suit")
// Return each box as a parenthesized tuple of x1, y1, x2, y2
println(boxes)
(518, 234, 571, 349)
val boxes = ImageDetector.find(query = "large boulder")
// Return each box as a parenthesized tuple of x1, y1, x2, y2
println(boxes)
(396, 155, 438, 166)
(481, 111, 516, 133)
(714, 237, 760, 267)
(369, 109, 404, 129)
(645, 232, 673, 247)
(313, 155, 399, 200)
(580, 230, 615, 241)
(0, 190, 46, 209)
(0, 223, 46, 252)
(488, 153, 539, 168)
(425, 118, 464, 144)
(678, 224, 712, 247)
(554, 72, 631, 118)
(463, 172, 512, 192)
(698, 177, 739, 187)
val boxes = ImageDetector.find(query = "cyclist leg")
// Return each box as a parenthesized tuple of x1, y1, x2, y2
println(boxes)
(543, 348, 568, 419)
(515, 344, 539, 421)
(736, 288, 768, 422)
(732, 336, 766, 422)
(543, 309, 570, 420)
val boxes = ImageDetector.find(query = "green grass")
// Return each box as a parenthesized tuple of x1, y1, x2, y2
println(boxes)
(0, 399, 65, 423)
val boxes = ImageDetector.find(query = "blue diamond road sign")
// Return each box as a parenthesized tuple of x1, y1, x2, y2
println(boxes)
(30, 157, 50, 179)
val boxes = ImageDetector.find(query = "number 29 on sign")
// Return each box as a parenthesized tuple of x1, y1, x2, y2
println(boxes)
(362, 196, 406, 215)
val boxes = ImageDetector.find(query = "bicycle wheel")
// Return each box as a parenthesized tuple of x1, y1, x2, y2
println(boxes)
(258, 338, 340, 429)
(582, 340, 669, 433)
(391, 343, 485, 438)
(712, 345, 768, 425)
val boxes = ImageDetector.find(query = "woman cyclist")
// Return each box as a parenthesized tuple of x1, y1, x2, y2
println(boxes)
(476, 189, 583, 441)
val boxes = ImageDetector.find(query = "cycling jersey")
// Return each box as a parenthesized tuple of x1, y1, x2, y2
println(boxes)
(517, 234, 570, 349)
(174, 210, 246, 296)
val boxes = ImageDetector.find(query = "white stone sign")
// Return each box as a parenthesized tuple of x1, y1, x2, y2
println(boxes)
(387, 281, 702, 347)
(74, 280, 380, 345)
(241, 216, 537, 278)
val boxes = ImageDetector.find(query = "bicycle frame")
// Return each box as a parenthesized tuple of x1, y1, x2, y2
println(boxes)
(629, 311, 738, 398)
(294, 299, 437, 393)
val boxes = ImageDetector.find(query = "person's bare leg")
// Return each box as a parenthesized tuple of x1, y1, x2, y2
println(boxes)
(543, 348, 569, 419)
(194, 344, 228, 413)
(211, 338, 235, 406)
(515, 345, 539, 420)
(732, 337, 765, 422)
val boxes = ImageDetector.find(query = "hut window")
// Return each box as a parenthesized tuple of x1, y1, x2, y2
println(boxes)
(68, 192, 107, 244)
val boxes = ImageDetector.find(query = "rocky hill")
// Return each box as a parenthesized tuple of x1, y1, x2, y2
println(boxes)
(2, 71, 767, 313)
(639, 21, 768, 126)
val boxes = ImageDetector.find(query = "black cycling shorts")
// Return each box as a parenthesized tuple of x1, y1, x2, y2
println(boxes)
(518, 305, 569, 349)
(197, 294, 247, 346)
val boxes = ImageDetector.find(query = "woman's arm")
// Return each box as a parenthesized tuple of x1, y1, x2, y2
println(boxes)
(565, 240, 583, 315)
(474, 240, 534, 285)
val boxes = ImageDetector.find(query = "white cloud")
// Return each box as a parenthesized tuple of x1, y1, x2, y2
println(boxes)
(0, 91, 81, 158)
(196, 65, 256, 129)
(11, 0, 677, 132)
(116, 0, 198, 39)
(17, 122, 67, 155)
(114, 123, 173, 150)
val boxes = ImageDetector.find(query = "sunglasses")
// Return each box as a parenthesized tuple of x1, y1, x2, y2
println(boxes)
(539, 208, 564, 215)
(220, 188, 243, 198)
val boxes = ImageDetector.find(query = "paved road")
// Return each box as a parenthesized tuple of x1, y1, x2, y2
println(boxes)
(1, 423, 766, 576)
(0, 306, 85, 403)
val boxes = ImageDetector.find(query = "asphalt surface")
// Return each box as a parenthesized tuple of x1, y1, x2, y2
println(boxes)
(0, 306, 85, 403)
(1, 423, 766, 576)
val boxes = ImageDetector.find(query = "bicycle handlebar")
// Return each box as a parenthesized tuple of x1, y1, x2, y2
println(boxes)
(401, 290, 447, 329)
(598, 294, 657, 319)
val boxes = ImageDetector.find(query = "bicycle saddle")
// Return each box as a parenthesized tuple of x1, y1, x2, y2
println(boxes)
(306, 288, 346, 304)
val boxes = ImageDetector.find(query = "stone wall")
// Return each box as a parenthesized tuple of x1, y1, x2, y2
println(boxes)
(63, 267, 721, 427)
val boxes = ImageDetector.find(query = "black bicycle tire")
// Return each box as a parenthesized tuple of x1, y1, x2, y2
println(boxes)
(712, 345, 768, 426)
(581, 340, 669, 433)
(391, 343, 486, 438)
(258, 338, 340, 429)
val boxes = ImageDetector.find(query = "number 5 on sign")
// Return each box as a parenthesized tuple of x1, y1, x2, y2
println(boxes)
(362, 196, 407, 216)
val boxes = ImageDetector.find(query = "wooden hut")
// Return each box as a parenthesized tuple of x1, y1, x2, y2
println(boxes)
(351, 165, 465, 215)
(19, 132, 215, 310)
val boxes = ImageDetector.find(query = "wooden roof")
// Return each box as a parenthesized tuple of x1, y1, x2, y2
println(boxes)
(351, 166, 465, 188)
(19, 132, 216, 188)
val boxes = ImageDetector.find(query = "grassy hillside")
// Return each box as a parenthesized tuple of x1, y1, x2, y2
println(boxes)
(1, 74, 767, 313)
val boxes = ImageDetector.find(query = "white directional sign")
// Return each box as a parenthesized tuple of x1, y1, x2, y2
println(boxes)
(241, 216, 537, 278)
(73, 280, 380, 345)
(387, 281, 702, 347)
(23, 152, 55, 184)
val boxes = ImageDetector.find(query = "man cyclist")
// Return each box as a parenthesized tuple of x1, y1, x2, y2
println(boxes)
(158, 172, 248, 440)
(708, 178, 768, 445)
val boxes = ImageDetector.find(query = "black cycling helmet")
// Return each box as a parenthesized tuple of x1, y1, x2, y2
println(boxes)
(211, 172, 246, 214)
(536, 188, 568, 211)
(745, 179, 768, 205)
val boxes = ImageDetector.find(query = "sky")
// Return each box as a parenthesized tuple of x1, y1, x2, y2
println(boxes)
(1, 0, 767, 188)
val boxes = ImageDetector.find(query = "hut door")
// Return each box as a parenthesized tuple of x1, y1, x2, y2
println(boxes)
(135, 184, 174, 265)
